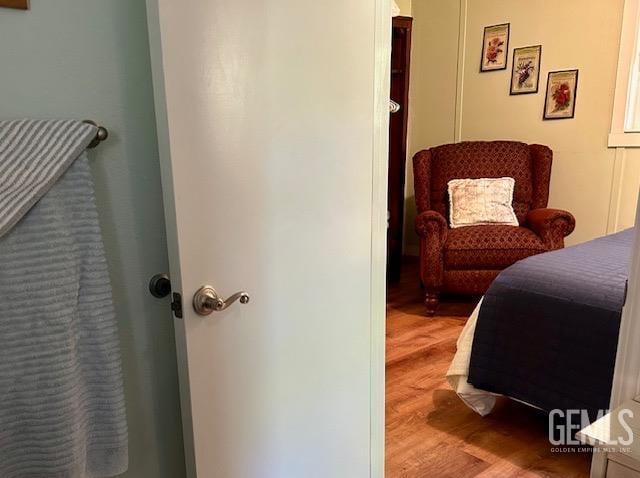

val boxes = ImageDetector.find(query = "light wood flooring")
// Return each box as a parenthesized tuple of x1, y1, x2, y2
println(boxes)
(385, 258, 592, 478)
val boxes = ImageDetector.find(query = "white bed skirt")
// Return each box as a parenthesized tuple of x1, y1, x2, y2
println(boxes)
(446, 298, 499, 416)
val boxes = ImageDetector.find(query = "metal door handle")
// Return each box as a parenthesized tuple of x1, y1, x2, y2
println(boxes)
(193, 286, 250, 316)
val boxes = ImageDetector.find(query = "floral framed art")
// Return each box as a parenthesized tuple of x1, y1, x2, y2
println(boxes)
(543, 69, 579, 120)
(510, 45, 542, 95)
(480, 23, 510, 72)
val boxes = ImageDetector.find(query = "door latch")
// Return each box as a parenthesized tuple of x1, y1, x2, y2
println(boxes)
(171, 292, 183, 319)
(149, 273, 183, 319)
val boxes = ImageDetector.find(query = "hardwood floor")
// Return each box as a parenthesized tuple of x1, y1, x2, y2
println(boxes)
(385, 258, 592, 478)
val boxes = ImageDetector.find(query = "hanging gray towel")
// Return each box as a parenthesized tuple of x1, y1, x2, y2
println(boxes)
(0, 120, 127, 477)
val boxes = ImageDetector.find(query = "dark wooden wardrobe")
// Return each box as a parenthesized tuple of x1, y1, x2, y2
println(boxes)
(387, 16, 412, 282)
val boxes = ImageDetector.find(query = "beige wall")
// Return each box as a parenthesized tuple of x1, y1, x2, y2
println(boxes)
(404, 0, 640, 253)
(404, 0, 461, 253)
(395, 0, 412, 17)
(612, 149, 640, 230)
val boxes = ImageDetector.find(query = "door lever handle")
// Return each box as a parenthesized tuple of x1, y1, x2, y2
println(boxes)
(193, 286, 250, 316)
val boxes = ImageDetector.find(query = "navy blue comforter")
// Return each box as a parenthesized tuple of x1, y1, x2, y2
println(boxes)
(469, 228, 634, 418)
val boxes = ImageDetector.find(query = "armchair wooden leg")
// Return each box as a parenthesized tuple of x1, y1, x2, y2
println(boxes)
(424, 292, 439, 317)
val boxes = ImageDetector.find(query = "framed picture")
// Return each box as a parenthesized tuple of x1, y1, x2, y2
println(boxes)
(510, 45, 542, 95)
(543, 69, 579, 120)
(480, 23, 510, 72)
(0, 0, 29, 9)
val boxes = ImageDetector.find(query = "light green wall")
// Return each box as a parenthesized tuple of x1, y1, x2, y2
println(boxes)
(0, 2, 185, 477)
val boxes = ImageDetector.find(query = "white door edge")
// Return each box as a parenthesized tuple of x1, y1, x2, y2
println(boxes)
(144, 1, 197, 475)
(371, 1, 392, 477)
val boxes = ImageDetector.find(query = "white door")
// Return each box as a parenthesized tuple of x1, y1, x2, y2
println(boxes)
(145, 1, 390, 476)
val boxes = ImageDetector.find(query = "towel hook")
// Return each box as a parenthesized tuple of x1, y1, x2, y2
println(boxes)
(83, 120, 109, 149)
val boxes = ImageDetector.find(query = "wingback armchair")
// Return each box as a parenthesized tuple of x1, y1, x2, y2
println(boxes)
(413, 141, 575, 316)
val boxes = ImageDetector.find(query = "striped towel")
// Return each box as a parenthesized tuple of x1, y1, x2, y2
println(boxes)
(0, 120, 127, 477)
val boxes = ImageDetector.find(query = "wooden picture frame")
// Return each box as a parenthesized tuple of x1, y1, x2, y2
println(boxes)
(510, 45, 542, 95)
(543, 69, 579, 120)
(480, 23, 510, 72)
(0, 0, 29, 9)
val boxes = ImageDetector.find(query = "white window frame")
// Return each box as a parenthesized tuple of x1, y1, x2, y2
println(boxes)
(610, 0, 640, 147)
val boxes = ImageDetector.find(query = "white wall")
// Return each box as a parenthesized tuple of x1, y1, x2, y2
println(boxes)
(0, 2, 185, 477)
(405, 0, 640, 252)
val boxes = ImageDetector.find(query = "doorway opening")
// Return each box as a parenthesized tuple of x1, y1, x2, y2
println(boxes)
(382, 5, 614, 477)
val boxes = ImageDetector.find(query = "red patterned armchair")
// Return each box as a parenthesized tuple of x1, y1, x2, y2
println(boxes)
(413, 141, 575, 316)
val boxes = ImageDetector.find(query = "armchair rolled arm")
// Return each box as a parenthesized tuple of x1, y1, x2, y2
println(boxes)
(526, 208, 576, 250)
(415, 210, 448, 244)
(415, 211, 448, 291)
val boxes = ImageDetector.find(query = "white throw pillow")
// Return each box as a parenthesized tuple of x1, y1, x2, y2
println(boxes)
(447, 177, 519, 228)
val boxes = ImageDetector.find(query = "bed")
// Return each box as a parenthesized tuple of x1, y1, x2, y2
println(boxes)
(447, 228, 634, 419)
